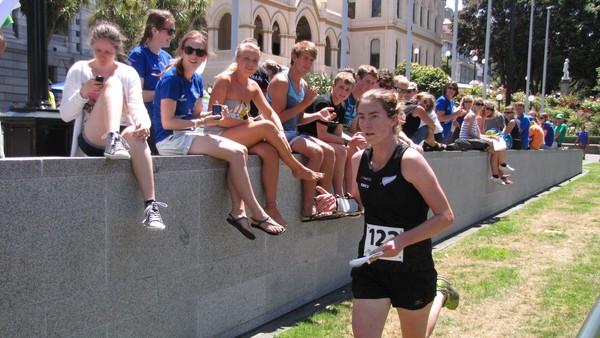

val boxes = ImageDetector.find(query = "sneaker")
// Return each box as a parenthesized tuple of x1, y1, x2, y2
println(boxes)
(490, 176, 506, 185)
(501, 163, 515, 172)
(104, 132, 130, 160)
(437, 276, 460, 310)
(142, 201, 168, 231)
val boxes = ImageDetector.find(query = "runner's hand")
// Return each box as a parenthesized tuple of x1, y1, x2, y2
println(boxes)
(372, 237, 403, 257)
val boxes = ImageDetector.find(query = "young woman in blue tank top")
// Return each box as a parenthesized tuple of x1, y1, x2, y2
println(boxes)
(315, 89, 459, 337)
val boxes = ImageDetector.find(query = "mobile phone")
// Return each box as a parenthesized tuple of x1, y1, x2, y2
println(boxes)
(212, 104, 222, 117)
(95, 75, 104, 83)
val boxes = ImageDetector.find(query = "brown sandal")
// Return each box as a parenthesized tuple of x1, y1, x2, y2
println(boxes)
(250, 217, 286, 236)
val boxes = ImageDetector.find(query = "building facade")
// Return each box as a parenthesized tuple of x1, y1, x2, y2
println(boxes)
(203, 0, 444, 84)
(0, 7, 95, 110)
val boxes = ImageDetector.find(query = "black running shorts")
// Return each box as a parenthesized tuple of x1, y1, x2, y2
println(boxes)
(351, 261, 437, 310)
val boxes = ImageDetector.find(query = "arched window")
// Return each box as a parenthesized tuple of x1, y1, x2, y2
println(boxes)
(434, 16, 438, 33)
(396, 0, 401, 18)
(427, 9, 431, 30)
(272, 21, 281, 56)
(325, 37, 332, 67)
(419, 6, 423, 26)
(337, 39, 342, 68)
(372, 0, 381, 17)
(296, 16, 311, 42)
(395, 40, 399, 68)
(370, 39, 380, 69)
(254, 17, 264, 51)
(218, 13, 231, 50)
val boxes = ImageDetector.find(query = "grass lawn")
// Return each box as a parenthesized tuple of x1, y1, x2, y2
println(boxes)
(278, 163, 600, 338)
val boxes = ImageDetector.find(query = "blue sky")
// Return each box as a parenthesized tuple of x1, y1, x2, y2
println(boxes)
(446, 0, 463, 10)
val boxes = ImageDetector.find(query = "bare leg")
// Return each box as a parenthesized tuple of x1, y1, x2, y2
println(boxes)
(352, 298, 391, 338)
(426, 292, 446, 337)
(291, 138, 324, 217)
(249, 142, 287, 227)
(328, 142, 347, 195)
(121, 129, 154, 200)
(309, 138, 336, 193)
(220, 120, 323, 181)
(345, 145, 361, 194)
(396, 302, 434, 338)
(188, 134, 284, 233)
(83, 77, 124, 145)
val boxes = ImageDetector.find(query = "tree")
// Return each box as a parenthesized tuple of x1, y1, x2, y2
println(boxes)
(92, 0, 211, 52)
(19, 0, 91, 40)
(395, 62, 450, 97)
(458, 0, 600, 98)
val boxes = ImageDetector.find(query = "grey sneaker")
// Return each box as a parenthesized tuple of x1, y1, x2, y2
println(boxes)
(104, 132, 130, 160)
(142, 201, 167, 231)
(437, 276, 460, 310)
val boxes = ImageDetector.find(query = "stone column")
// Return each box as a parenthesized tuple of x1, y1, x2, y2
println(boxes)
(263, 30, 272, 55)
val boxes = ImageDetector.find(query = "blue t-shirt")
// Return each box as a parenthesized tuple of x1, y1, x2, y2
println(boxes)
(128, 45, 172, 113)
(577, 130, 589, 144)
(435, 95, 454, 141)
(517, 114, 531, 149)
(343, 93, 358, 130)
(152, 67, 204, 143)
(542, 121, 555, 147)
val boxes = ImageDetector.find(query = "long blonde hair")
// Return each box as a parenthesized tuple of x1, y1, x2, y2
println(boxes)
(173, 30, 207, 78)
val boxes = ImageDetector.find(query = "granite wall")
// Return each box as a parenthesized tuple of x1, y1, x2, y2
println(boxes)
(0, 149, 582, 337)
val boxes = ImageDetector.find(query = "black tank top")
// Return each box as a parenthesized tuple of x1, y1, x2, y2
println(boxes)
(356, 143, 432, 266)
(506, 117, 520, 142)
(403, 102, 420, 136)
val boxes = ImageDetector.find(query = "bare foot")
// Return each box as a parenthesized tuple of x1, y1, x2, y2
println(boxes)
(265, 205, 288, 228)
(251, 216, 286, 234)
(293, 166, 324, 182)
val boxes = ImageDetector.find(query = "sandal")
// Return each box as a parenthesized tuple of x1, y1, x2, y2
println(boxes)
(423, 142, 446, 152)
(301, 212, 342, 222)
(226, 213, 256, 240)
(250, 217, 286, 236)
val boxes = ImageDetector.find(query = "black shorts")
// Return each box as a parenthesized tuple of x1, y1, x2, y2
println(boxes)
(351, 260, 437, 310)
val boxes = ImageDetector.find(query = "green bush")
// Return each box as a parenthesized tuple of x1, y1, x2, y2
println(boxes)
(395, 62, 449, 97)
(305, 73, 333, 95)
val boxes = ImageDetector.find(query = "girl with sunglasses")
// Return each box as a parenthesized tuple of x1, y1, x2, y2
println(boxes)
(152, 31, 294, 239)
(208, 38, 324, 228)
(128, 9, 176, 154)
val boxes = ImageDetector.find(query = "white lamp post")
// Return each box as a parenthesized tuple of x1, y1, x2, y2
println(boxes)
(406, 0, 415, 80)
(483, 0, 493, 99)
(540, 6, 553, 114)
(525, 0, 535, 114)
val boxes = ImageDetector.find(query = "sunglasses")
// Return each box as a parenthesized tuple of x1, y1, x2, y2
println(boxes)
(183, 46, 207, 57)
(394, 87, 409, 93)
(161, 28, 176, 36)
(474, 102, 484, 106)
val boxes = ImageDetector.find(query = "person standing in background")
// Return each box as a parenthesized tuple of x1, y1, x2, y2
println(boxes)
(128, 9, 176, 154)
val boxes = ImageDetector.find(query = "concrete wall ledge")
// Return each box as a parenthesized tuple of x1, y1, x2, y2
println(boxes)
(0, 149, 582, 337)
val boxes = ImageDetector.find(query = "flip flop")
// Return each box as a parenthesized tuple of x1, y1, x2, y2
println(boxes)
(226, 213, 256, 240)
(250, 217, 286, 236)
(301, 212, 342, 222)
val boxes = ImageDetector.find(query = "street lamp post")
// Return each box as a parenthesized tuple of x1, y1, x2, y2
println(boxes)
(483, 0, 493, 99)
(540, 6, 553, 114)
(406, 0, 415, 80)
(472, 55, 478, 81)
(525, 0, 535, 114)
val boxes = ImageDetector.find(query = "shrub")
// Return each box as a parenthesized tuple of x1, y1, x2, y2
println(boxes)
(305, 73, 333, 95)
(395, 62, 449, 97)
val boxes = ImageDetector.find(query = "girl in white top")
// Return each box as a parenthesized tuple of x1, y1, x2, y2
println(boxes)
(60, 22, 167, 231)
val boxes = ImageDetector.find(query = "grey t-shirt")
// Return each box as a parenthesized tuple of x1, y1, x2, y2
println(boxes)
(484, 115, 506, 132)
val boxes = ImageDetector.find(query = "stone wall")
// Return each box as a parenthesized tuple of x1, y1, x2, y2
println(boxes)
(0, 149, 582, 337)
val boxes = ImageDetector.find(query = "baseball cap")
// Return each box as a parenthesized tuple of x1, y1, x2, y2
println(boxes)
(556, 113, 564, 119)
(408, 82, 418, 90)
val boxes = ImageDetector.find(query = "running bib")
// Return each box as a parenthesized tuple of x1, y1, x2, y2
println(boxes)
(363, 223, 404, 262)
